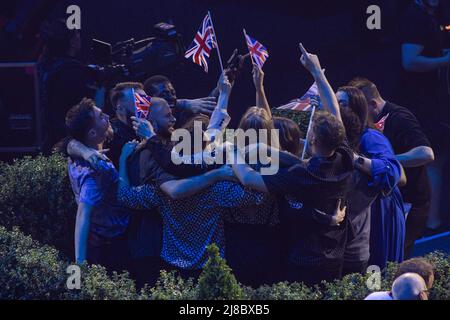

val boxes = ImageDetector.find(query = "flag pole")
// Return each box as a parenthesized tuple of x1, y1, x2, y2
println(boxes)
(243, 28, 256, 67)
(208, 11, 224, 73)
(301, 105, 316, 160)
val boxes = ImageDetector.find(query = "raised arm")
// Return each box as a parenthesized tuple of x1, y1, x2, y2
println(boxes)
(299, 43, 341, 123)
(252, 65, 272, 118)
(205, 72, 233, 143)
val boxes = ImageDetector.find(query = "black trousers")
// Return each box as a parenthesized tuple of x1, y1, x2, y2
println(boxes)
(129, 256, 164, 289)
(285, 259, 343, 287)
(404, 201, 431, 259)
(87, 234, 130, 274)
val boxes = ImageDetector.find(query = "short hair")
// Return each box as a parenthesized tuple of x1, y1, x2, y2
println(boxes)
(392, 273, 427, 300)
(395, 258, 435, 288)
(311, 111, 346, 154)
(144, 75, 171, 95)
(347, 77, 381, 102)
(109, 82, 144, 108)
(273, 116, 303, 155)
(65, 98, 96, 143)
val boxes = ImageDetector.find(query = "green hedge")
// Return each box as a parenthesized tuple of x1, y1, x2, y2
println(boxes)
(1, 226, 449, 300)
(0, 154, 76, 257)
(0, 154, 449, 300)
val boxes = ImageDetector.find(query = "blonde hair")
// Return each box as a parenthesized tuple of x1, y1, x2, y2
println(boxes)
(238, 107, 275, 146)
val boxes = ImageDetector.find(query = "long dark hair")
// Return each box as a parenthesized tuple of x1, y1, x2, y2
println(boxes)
(337, 86, 374, 130)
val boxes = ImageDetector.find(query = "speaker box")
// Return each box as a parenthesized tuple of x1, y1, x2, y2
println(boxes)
(0, 62, 43, 153)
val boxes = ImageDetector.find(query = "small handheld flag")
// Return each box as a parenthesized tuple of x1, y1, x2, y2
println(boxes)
(133, 89, 152, 119)
(277, 82, 320, 111)
(374, 113, 389, 132)
(243, 29, 269, 68)
(185, 13, 220, 73)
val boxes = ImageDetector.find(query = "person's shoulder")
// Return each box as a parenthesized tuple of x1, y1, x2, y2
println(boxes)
(385, 101, 417, 122)
(68, 158, 95, 181)
(364, 291, 393, 300)
(362, 128, 387, 143)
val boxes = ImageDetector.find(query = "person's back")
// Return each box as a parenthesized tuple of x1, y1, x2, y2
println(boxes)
(68, 158, 129, 240)
(275, 143, 353, 266)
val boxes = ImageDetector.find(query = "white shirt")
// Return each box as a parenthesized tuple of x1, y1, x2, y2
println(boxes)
(364, 291, 393, 300)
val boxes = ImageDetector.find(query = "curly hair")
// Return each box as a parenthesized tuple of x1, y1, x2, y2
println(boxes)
(311, 111, 346, 155)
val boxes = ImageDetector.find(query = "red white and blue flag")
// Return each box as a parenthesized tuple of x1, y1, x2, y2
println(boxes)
(374, 113, 389, 132)
(277, 82, 320, 111)
(133, 91, 152, 119)
(185, 13, 217, 73)
(244, 32, 269, 68)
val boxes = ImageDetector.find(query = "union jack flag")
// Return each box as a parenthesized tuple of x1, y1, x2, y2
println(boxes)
(185, 13, 217, 73)
(133, 91, 152, 119)
(244, 33, 269, 68)
(277, 82, 320, 111)
(374, 113, 389, 132)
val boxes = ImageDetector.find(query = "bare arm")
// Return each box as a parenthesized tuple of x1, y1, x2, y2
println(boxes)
(231, 150, 268, 193)
(67, 139, 109, 169)
(396, 146, 435, 168)
(299, 43, 341, 122)
(160, 165, 235, 200)
(402, 44, 450, 73)
(399, 165, 407, 187)
(253, 65, 272, 118)
(75, 202, 92, 264)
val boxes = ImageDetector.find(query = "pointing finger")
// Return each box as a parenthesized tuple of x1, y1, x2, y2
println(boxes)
(299, 43, 308, 56)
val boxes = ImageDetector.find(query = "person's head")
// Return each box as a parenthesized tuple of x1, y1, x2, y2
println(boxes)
(238, 107, 275, 147)
(179, 114, 210, 155)
(340, 107, 363, 151)
(310, 111, 346, 157)
(147, 97, 176, 140)
(395, 258, 435, 290)
(392, 273, 429, 300)
(336, 86, 372, 129)
(109, 82, 145, 125)
(144, 75, 177, 108)
(65, 98, 112, 148)
(273, 116, 303, 156)
(347, 77, 385, 120)
(40, 19, 81, 59)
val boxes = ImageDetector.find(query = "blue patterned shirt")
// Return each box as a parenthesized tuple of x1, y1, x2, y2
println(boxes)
(118, 181, 266, 269)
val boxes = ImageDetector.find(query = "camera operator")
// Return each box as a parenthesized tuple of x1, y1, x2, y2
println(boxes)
(399, 0, 450, 232)
(39, 19, 104, 153)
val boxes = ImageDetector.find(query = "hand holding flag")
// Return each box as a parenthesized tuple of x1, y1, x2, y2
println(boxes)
(243, 29, 269, 68)
(133, 90, 152, 119)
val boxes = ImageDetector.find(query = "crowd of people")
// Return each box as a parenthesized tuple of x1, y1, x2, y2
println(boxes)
(58, 44, 434, 289)
(36, 0, 449, 295)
